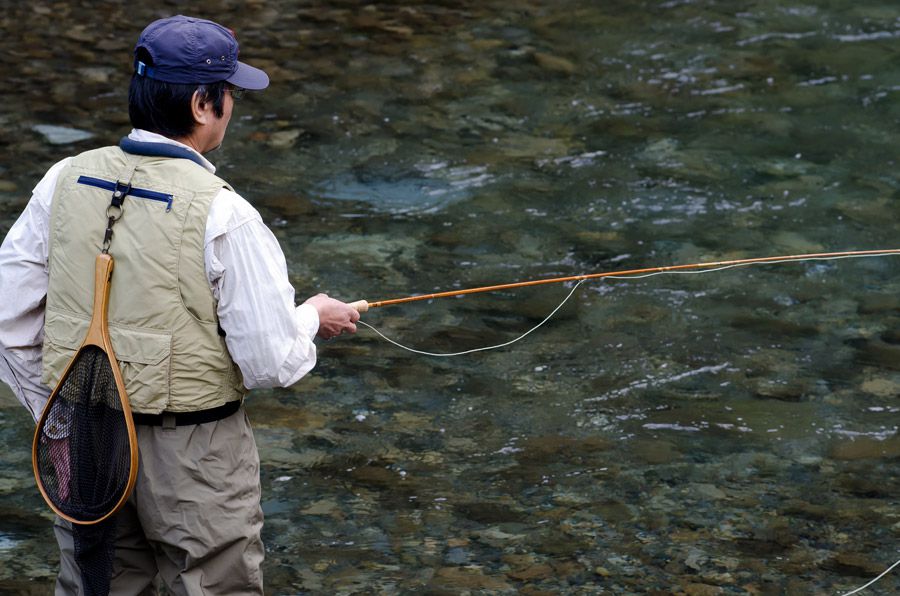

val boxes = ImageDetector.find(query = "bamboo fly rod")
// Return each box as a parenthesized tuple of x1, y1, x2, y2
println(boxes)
(347, 248, 900, 312)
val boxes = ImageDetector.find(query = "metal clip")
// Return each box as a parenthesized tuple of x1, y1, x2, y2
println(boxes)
(106, 203, 124, 221)
(101, 183, 131, 254)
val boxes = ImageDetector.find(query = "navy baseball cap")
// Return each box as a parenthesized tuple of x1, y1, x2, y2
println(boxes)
(134, 15, 269, 90)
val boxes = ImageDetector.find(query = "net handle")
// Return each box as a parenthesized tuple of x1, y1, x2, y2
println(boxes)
(32, 254, 140, 525)
(83, 253, 114, 348)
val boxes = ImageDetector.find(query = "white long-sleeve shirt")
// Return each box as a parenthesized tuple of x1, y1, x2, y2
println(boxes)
(0, 129, 320, 421)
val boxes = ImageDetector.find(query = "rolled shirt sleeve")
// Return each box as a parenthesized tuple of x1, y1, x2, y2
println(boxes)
(205, 188, 319, 389)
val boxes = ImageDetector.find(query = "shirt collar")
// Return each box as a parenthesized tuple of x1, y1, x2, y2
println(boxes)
(127, 129, 216, 174)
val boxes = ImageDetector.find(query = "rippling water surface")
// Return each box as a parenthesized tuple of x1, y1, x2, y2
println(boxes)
(1, 1, 898, 593)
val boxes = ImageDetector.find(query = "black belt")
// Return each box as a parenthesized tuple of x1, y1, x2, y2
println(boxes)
(132, 400, 241, 427)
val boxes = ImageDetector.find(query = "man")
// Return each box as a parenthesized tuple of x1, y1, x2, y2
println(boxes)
(0, 15, 359, 594)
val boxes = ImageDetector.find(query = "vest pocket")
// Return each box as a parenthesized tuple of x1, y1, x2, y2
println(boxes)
(108, 325, 171, 414)
(42, 310, 172, 414)
(41, 312, 85, 390)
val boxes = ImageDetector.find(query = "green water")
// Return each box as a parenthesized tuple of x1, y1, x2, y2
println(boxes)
(1, 1, 898, 593)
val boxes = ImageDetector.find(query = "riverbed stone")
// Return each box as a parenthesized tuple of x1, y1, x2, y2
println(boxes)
(593, 499, 635, 522)
(828, 435, 900, 460)
(822, 551, 888, 576)
(31, 124, 94, 145)
(267, 129, 304, 148)
(682, 582, 724, 595)
(474, 526, 526, 547)
(630, 439, 682, 464)
(429, 566, 515, 592)
(691, 483, 727, 500)
(858, 293, 900, 314)
(75, 67, 114, 84)
(507, 562, 555, 581)
(301, 498, 341, 516)
(860, 376, 900, 397)
(533, 52, 576, 75)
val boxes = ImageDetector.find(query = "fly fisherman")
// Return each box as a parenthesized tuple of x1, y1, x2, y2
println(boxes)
(0, 15, 359, 594)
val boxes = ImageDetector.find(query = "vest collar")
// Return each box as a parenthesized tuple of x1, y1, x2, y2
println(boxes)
(119, 136, 208, 170)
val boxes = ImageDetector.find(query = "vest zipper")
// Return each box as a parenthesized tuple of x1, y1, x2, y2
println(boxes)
(77, 176, 174, 212)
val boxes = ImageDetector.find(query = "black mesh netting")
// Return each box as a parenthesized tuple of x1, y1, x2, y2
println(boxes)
(36, 345, 133, 595)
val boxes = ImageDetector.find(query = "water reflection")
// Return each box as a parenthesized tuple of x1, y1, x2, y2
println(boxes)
(2, 0, 900, 593)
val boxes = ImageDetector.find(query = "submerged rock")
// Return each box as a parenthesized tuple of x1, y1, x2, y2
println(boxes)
(857, 293, 900, 314)
(301, 498, 341, 516)
(822, 552, 888, 577)
(507, 562, 555, 581)
(267, 129, 304, 148)
(630, 439, 682, 465)
(828, 435, 900, 461)
(533, 52, 576, 75)
(429, 566, 515, 592)
(859, 376, 900, 397)
(31, 124, 94, 145)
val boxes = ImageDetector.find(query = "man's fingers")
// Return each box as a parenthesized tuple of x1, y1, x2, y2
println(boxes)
(309, 298, 362, 339)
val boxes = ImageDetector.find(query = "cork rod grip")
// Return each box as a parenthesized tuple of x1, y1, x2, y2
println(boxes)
(348, 300, 369, 313)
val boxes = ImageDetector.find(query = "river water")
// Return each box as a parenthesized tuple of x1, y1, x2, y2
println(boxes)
(1, 1, 898, 594)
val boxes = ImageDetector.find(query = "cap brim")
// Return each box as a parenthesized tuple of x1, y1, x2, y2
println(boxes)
(227, 61, 269, 90)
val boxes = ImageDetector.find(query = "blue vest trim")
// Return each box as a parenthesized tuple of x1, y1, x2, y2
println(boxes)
(119, 137, 207, 169)
(77, 175, 174, 212)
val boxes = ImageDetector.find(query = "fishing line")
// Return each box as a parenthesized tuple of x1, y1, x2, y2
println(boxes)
(839, 555, 900, 595)
(356, 251, 900, 357)
(358, 279, 587, 357)
(349, 248, 900, 312)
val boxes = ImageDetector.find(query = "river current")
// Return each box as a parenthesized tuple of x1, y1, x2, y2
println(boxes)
(0, 1, 898, 593)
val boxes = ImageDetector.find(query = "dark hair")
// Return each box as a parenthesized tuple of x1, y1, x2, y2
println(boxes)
(128, 49, 227, 138)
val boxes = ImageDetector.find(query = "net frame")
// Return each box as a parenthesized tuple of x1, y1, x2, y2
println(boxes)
(32, 253, 139, 525)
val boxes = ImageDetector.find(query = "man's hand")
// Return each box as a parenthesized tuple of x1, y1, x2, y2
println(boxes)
(303, 293, 361, 340)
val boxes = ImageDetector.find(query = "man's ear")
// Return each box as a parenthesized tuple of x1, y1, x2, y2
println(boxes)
(190, 89, 211, 125)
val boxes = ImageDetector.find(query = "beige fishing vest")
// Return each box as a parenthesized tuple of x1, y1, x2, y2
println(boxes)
(41, 146, 246, 414)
